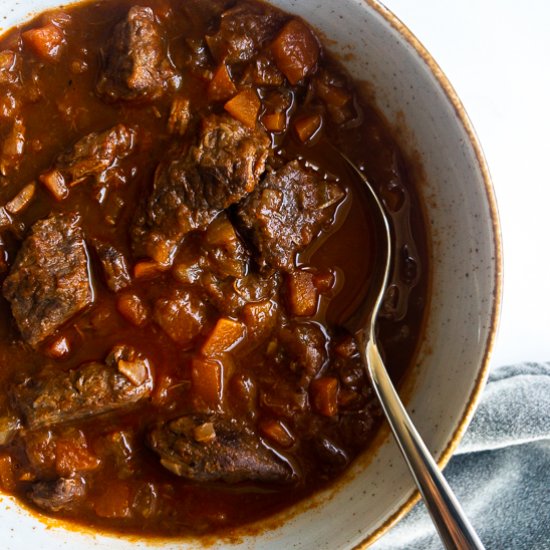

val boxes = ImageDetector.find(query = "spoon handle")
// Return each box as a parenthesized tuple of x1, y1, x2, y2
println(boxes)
(365, 340, 485, 550)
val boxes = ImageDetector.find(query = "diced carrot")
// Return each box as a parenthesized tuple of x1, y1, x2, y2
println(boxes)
(117, 293, 149, 327)
(5, 182, 35, 214)
(259, 419, 295, 448)
(271, 19, 319, 85)
(44, 334, 71, 359)
(208, 62, 237, 102)
(55, 435, 100, 476)
(242, 300, 277, 338)
(316, 80, 351, 107)
(294, 113, 322, 142)
(224, 89, 260, 128)
(134, 260, 167, 279)
(22, 24, 65, 62)
(191, 356, 223, 407)
(261, 112, 286, 132)
(39, 169, 69, 200)
(201, 318, 246, 356)
(310, 377, 339, 417)
(94, 480, 131, 518)
(0, 454, 16, 491)
(285, 271, 319, 317)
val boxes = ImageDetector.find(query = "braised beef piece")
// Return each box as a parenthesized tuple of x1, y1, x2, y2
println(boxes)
(236, 161, 345, 270)
(3, 213, 93, 347)
(29, 476, 86, 512)
(206, 1, 285, 64)
(132, 114, 270, 264)
(92, 240, 131, 292)
(149, 415, 293, 483)
(10, 345, 153, 429)
(43, 124, 136, 188)
(278, 321, 327, 386)
(97, 6, 180, 102)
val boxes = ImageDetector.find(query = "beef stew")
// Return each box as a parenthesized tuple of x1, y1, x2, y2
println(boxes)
(0, 0, 427, 538)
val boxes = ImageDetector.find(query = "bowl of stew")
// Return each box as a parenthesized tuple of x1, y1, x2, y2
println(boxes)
(0, 0, 501, 548)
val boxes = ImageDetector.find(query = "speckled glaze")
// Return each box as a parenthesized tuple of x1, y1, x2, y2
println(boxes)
(0, 0, 502, 548)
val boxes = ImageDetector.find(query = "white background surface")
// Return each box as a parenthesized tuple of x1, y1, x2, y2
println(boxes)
(382, 0, 550, 368)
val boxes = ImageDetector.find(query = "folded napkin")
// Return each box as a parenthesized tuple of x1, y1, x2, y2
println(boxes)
(371, 362, 550, 550)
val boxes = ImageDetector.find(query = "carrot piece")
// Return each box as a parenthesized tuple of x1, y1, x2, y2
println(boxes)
(224, 89, 260, 128)
(22, 24, 65, 62)
(259, 419, 295, 448)
(117, 293, 149, 327)
(191, 356, 223, 407)
(271, 19, 319, 85)
(55, 436, 100, 476)
(285, 271, 319, 317)
(208, 62, 237, 102)
(316, 80, 351, 107)
(243, 300, 277, 338)
(201, 318, 246, 356)
(261, 112, 286, 132)
(310, 377, 339, 417)
(94, 480, 131, 518)
(39, 169, 69, 200)
(294, 114, 322, 142)
(0, 454, 16, 491)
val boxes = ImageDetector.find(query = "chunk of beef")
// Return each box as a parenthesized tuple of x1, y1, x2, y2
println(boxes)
(97, 6, 179, 102)
(278, 321, 327, 386)
(149, 415, 293, 483)
(92, 240, 131, 292)
(29, 476, 86, 512)
(10, 345, 153, 429)
(3, 213, 93, 347)
(206, 2, 285, 64)
(236, 161, 344, 270)
(132, 114, 270, 264)
(41, 124, 136, 191)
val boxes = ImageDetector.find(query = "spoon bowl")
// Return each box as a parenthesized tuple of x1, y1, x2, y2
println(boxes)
(341, 153, 485, 550)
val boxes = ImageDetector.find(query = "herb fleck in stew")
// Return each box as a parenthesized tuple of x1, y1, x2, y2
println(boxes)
(0, 0, 427, 537)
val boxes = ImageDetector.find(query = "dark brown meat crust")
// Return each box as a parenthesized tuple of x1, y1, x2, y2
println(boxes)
(3, 213, 93, 347)
(149, 414, 293, 483)
(132, 114, 270, 264)
(10, 345, 153, 429)
(96, 6, 180, 102)
(54, 124, 136, 186)
(29, 477, 87, 512)
(236, 160, 345, 270)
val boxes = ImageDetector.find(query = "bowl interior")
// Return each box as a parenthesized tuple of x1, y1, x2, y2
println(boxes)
(0, 1, 500, 548)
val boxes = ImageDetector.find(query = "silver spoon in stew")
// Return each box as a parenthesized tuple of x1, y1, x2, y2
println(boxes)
(341, 154, 485, 550)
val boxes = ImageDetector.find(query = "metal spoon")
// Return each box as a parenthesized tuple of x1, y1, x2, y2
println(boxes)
(341, 154, 485, 550)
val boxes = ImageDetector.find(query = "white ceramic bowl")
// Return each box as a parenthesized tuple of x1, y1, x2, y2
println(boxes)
(0, 1, 502, 548)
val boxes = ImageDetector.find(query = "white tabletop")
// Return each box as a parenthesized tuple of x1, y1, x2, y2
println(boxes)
(382, 0, 550, 368)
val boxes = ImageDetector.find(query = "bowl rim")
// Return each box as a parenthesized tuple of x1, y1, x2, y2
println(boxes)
(355, 1, 503, 548)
